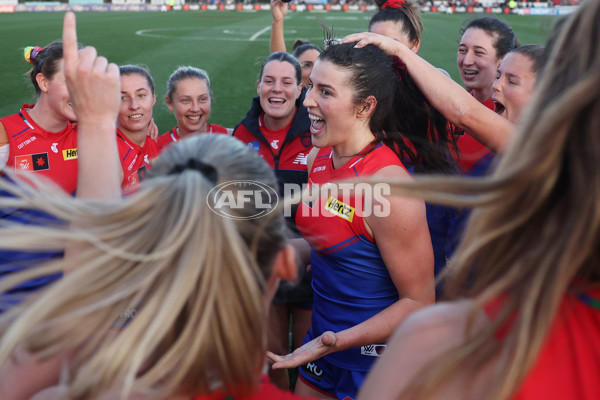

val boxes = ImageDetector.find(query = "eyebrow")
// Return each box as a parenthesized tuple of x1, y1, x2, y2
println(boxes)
(121, 88, 149, 94)
(314, 82, 336, 93)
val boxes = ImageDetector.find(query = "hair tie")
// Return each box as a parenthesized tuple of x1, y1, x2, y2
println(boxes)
(168, 159, 218, 184)
(381, 0, 406, 10)
(24, 46, 42, 64)
(391, 56, 408, 81)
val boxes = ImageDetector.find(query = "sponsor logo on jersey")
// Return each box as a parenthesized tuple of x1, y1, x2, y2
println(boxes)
(143, 154, 149, 164)
(300, 134, 312, 148)
(312, 165, 326, 173)
(293, 152, 308, 165)
(62, 148, 78, 160)
(270, 139, 279, 150)
(51, 142, 59, 153)
(15, 152, 49, 172)
(301, 362, 324, 382)
(16, 136, 37, 150)
(360, 344, 386, 357)
(325, 196, 355, 222)
(247, 141, 260, 152)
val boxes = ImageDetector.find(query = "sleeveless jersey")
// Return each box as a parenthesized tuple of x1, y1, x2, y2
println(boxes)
(116, 129, 161, 191)
(296, 143, 405, 370)
(1, 105, 78, 194)
(157, 124, 228, 151)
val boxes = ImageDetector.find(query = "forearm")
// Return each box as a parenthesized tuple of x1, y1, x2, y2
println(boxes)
(270, 18, 287, 54)
(391, 44, 512, 153)
(76, 121, 121, 201)
(334, 296, 427, 352)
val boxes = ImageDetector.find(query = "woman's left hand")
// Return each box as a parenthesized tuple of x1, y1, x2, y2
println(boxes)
(266, 331, 337, 369)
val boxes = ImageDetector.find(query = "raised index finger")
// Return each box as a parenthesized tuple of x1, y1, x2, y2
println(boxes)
(62, 11, 78, 77)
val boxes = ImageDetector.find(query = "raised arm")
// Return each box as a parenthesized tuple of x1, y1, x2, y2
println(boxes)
(63, 12, 121, 201)
(344, 32, 514, 154)
(270, 0, 288, 54)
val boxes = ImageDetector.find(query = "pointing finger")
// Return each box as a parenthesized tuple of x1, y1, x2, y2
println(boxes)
(62, 12, 78, 78)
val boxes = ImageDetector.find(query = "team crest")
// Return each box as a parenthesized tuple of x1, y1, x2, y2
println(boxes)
(300, 134, 312, 148)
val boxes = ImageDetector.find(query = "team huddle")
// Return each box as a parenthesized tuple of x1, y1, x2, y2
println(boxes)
(0, 0, 599, 399)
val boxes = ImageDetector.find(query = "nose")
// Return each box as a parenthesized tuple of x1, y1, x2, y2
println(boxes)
(129, 98, 140, 110)
(461, 50, 475, 66)
(492, 75, 502, 94)
(191, 100, 201, 111)
(303, 87, 315, 109)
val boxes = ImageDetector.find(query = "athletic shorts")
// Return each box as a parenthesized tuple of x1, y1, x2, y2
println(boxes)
(297, 357, 366, 400)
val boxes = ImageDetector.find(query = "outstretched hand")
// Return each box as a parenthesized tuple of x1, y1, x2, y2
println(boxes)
(63, 11, 120, 127)
(266, 331, 337, 369)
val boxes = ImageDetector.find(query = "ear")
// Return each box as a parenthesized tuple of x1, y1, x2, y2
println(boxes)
(356, 95, 377, 119)
(271, 245, 297, 282)
(36, 73, 49, 94)
(256, 80, 261, 96)
(295, 83, 302, 100)
(165, 96, 174, 111)
(411, 39, 421, 53)
(152, 93, 157, 106)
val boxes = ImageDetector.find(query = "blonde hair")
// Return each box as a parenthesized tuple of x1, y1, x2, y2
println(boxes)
(0, 134, 287, 399)
(359, 1, 600, 398)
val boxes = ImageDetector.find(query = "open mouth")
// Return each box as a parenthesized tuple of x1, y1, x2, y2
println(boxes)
(308, 113, 325, 133)
(462, 69, 478, 79)
(269, 98, 286, 105)
(129, 113, 143, 120)
(493, 100, 505, 115)
(186, 115, 202, 122)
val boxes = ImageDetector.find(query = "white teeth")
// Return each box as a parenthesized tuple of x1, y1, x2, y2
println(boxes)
(129, 114, 142, 119)
(187, 115, 201, 121)
(269, 98, 285, 104)
(309, 114, 323, 121)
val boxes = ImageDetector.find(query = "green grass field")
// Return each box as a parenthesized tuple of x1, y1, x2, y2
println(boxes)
(0, 11, 559, 131)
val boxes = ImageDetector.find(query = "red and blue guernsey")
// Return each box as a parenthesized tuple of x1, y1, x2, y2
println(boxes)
(116, 129, 162, 191)
(157, 124, 228, 151)
(296, 143, 405, 371)
(1, 105, 78, 195)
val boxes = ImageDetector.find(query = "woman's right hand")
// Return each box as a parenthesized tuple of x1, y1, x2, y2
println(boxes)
(343, 32, 408, 58)
(271, 0, 288, 23)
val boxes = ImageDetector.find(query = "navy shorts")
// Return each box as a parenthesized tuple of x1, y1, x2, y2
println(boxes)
(298, 356, 367, 400)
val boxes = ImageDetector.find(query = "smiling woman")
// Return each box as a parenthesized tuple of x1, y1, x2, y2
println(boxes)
(116, 65, 162, 191)
(0, 41, 79, 194)
(232, 52, 312, 193)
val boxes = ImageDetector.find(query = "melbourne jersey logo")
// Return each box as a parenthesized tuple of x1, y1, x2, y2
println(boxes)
(270, 139, 279, 150)
(62, 148, 78, 160)
(14, 153, 49, 172)
(325, 196, 355, 222)
(51, 142, 58, 153)
(207, 180, 279, 220)
(360, 344, 386, 357)
(300, 134, 312, 148)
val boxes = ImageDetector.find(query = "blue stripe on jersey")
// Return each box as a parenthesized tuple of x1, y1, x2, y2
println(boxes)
(11, 127, 30, 138)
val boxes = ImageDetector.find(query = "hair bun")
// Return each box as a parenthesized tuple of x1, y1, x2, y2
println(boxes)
(24, 46, 42, 64)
